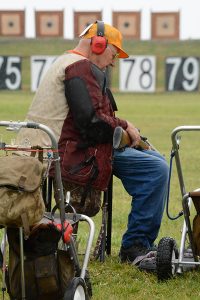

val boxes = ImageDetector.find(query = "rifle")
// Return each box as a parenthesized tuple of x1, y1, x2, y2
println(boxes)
(93, 177, 113, 262)
(113, 126, 158, 152)
(93, 195, 107, 261)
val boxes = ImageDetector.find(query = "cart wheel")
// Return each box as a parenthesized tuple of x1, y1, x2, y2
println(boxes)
(156, 237, 179, 281)
(64, 277, 89, 300)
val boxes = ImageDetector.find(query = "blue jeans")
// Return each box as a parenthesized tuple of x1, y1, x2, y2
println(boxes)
(113, 147, 169, 249)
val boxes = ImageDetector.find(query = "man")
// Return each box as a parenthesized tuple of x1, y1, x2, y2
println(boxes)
(17, 21, 169, 270)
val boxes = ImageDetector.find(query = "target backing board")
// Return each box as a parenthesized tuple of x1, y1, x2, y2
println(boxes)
(35, 11, 63, 37)
(151, 12, 180, 40)
(0, 11, 24, 36)
(113, 12, 141, 40)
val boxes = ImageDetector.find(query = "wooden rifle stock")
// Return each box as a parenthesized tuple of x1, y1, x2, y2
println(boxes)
(113, 126, 157, 151)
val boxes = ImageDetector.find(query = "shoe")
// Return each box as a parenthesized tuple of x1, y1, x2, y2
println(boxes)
(119, 243, 150, 263)
(138, 251, 157, 272)
(150, 244, 157, 251)
(119, 243, 157, 272)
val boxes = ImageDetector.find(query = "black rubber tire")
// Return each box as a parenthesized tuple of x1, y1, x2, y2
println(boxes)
(64, 277, 88, 300)
(156, 237, 179, 281)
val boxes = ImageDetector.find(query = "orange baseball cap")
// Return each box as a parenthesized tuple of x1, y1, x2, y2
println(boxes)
(80, 21, 129, 58)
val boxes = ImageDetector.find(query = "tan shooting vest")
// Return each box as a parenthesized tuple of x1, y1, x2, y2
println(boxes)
(16, 53, 85, 148)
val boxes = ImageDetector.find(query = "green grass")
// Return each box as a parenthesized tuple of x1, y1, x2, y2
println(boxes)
(1, 38, 200, 299)
(1, 91, 200, 299)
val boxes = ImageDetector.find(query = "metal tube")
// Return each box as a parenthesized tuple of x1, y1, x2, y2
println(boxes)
(19, 227, 26, 299)
(2, 228, 7, 296)
(80, 215, 95, 279)
(37, 123, 66, 226)
(176, 260, 199, 266)
(179, 220, 188, 262)
(171, 126, 200, 197)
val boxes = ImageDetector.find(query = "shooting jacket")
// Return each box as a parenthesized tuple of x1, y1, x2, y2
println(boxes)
(58, 58, 127, 189)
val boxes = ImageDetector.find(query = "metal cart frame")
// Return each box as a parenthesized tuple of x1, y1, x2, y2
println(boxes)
(0, 121, 95, 299)
(157, 126, 200, 281)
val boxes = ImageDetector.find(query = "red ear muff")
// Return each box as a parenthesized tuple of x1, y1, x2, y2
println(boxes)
(91, 36, 107, 54)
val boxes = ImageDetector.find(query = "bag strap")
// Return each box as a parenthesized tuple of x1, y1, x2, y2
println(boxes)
(80, 161, 99, 207)
(30, 145, 44, 163)
(21, 212, 30, 238)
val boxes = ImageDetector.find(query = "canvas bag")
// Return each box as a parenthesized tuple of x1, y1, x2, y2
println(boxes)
(6, 226, 75, 300)
(0, 155, 45, 232)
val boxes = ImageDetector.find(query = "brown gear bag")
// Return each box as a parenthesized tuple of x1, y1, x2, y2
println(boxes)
(0, 155, 45, 234)
(6, 225, 75, 300)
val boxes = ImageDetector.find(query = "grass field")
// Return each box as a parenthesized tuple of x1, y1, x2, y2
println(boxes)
(1, 38, 200, 299)
(1, 90, 200, 299)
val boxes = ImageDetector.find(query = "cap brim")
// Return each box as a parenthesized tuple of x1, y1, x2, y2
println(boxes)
(117, 47, 129, 58)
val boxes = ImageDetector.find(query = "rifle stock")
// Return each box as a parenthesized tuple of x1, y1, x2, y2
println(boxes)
(113, 126, 157, 151)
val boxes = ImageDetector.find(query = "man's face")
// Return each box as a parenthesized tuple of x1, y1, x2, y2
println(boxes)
(91, 44, 119, 70)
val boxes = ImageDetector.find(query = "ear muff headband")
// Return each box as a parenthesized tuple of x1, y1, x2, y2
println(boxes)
(96, 20, 104, 37)
(91, 20, 107, 55)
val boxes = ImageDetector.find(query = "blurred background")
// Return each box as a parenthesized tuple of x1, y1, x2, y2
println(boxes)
(1, 0, 200, 94)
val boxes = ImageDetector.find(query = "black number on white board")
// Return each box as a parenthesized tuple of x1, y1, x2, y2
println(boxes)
(0, 56, 21, 90)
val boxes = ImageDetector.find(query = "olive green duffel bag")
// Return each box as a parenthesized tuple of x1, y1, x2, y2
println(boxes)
(0, 155, 45, 234)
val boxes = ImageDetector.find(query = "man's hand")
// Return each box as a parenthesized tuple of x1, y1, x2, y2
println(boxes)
(126, 121, 141, 148)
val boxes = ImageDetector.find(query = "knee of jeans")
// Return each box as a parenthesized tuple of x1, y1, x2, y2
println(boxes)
(159, 160, 169, 182)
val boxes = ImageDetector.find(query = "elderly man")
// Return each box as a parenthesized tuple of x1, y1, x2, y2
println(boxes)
(17, 21, 169, 271)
